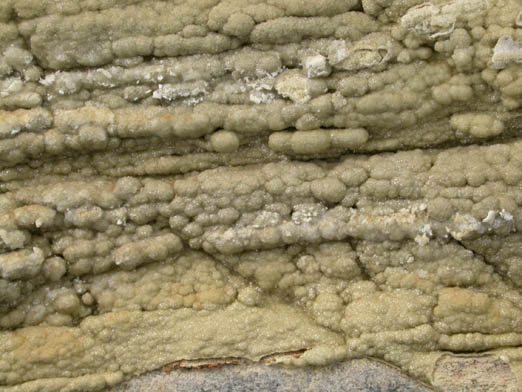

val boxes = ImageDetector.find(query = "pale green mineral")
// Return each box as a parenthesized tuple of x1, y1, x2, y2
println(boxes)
(0, 0, 521, 390)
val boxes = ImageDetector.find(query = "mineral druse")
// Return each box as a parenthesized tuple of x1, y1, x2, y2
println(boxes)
(0, 0, 521, 390)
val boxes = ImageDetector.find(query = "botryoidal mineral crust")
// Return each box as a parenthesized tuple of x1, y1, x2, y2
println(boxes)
(0, 0, 521, 390)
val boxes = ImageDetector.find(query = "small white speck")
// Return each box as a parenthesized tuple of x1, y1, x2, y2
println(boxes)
(500, 209, 513, 221)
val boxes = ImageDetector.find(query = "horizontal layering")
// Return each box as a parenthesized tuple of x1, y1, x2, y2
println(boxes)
(0, 0, 521, 390)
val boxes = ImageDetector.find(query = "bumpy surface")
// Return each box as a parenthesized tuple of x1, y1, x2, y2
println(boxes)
(0, 0, 521, 390)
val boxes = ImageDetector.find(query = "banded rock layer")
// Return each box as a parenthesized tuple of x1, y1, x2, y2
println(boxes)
(0, 0, 521, 390)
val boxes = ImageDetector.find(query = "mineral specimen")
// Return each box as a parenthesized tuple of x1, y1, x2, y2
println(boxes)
(0, 0, 521, 390)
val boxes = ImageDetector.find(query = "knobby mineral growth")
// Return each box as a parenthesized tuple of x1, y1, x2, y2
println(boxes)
(0, 0, 521, 390)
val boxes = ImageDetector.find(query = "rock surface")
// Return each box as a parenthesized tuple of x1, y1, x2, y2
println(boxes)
(112, 358, 433, 392)
(0, 0, 521, 390)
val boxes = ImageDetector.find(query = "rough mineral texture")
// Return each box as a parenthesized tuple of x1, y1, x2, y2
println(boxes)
(0, 0, 521, 390)
(113, 357, 435, 392)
